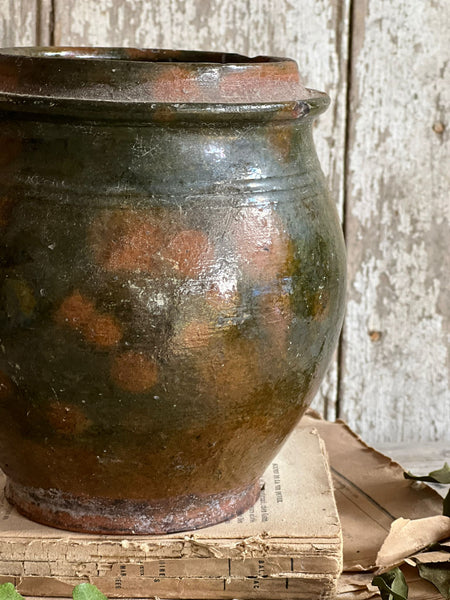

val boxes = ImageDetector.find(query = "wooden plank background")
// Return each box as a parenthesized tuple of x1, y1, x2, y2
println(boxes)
(342, 0, 450, 443)
(0, 0, 448, 443)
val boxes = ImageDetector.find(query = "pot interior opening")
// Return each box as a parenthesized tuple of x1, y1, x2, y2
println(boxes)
(2, 47, 284, 64)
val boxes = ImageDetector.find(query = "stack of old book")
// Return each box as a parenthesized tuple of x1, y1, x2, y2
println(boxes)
(0, 426, 342, 599)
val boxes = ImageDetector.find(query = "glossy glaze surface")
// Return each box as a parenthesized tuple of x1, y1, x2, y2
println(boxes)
(0, 48, 346, 533)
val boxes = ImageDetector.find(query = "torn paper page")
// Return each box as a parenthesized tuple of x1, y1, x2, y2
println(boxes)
(302, 412, 445, 571)
(376, 516, 450, 569)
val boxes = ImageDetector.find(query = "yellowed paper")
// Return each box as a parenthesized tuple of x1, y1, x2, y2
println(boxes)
(302, 412, 445, 571)
(376, 515, 450, 569)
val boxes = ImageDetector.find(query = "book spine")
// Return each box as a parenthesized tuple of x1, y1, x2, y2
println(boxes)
(0, 539, 341, 562)
(0, 555, 341, 579)
(0, 574, 337, 600)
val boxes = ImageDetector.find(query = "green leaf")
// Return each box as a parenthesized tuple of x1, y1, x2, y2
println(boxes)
(72, 584, 109, 600)
(372, 567, 408, 600)
(425, 542, 450, 554)
(444, 489, 450, 518)
(404, 463, 450, 484)
(0, 583, 25, 600)
(417, 563, 450, 599)
(405, 463, 450, 517)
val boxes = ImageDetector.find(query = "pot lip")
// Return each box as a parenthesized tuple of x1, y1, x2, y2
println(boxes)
(0, 46, 327, 107)
(0, 46, 298, 64)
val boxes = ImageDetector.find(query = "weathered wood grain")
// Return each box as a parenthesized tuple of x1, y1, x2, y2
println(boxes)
(377, 442, 450, 477)
(0, 0, 52, 45)
(53, 0, 351, 417)
(0, 0, 40, 45)
(377, 442, 450, 497)
(341, 0, 450, 442)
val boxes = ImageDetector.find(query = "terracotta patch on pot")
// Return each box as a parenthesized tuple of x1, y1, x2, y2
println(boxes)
(205, 284, 239, 312)
(218, 62, 302, 102)
(82, 313, 123, 347)
(150, 67, 202, 103)
(55, 290, 122, 348)
(172, 320, 212, 354)
(0, 136, 21, 167)
(90, 210, 164, 273)
(199, 338, 260, 403)
(259, 290, 293, 353)
(0, 370, 16, 402)
(47, 402, 92, 436)
(232, 207, 290, 282)
(0, 61, 21, 93)
(111, 351, 158, 393)
(267, 126, 293, 161)
(161, 230, 214, 278)
(0, 196, 16, 228)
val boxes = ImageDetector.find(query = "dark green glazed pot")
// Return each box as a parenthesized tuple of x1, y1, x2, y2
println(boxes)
(0, 48, 346, 534)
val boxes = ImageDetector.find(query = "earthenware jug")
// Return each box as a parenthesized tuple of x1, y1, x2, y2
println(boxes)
(0, 48, 346, 534)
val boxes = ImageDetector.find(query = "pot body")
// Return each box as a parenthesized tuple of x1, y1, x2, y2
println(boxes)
(0, 49, 346, 534)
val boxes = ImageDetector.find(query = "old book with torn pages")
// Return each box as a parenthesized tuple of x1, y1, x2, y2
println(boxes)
(0, 426, 342, 599)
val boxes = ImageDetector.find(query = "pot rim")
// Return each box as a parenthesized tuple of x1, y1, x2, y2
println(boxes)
(1, 46, 298, 64)
(0, 46, 328, 109)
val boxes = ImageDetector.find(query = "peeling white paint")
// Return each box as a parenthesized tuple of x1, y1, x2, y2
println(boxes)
(0, 0, 37, 46)
(343, 0, 450, 442)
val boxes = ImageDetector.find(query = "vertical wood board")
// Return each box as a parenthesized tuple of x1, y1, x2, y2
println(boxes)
(0, 0, 41, 46)
(53, 0, 350, 417)
(341, 0, 450, 442)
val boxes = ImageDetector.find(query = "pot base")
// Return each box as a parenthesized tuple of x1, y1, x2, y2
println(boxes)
(5, 478, 261, 535)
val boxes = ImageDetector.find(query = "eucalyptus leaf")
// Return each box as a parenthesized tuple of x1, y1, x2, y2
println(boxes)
(443, 489, 450, 518)
(72, 583, 109, 600)
(404, 463, 450, 485)
(372, 567, 408, 600)
(425, 542, 450, 554)
(417, 563, 450, 599)
(0, 583, 25, 600)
